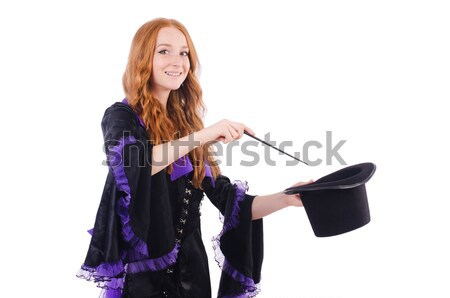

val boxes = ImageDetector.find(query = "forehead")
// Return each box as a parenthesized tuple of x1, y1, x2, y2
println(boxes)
(156, 27, 188, 47)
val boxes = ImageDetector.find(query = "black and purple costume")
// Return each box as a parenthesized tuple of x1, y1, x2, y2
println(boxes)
(77, 99, 264, 298)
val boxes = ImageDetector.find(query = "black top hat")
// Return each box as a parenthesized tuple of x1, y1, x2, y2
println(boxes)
(284, 162, 376, 237)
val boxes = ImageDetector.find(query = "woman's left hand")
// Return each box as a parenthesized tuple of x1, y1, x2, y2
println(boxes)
(283, 180, 314, 207)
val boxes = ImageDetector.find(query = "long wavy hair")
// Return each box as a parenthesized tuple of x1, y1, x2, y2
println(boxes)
(122, 18, 220, 189)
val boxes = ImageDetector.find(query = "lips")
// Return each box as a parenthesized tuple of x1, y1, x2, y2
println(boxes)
(165, 71, 182, 76)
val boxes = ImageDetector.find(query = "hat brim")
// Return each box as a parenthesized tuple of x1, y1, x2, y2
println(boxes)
(284, 162, 376, 194)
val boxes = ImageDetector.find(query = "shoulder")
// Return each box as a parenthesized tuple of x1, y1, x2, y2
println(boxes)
(100, 101, 147, 142)
(101, 102, 142, 130)
(103, 102, 137, 123)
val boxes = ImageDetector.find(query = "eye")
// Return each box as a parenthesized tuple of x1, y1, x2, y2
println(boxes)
(180, 51, 189, 56)
(158, 49, 169, 54)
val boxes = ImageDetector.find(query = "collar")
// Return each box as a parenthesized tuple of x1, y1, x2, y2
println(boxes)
(171, 155, 215, 187)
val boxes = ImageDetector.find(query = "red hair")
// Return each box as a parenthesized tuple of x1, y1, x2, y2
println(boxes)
(122, 18, 220, 189)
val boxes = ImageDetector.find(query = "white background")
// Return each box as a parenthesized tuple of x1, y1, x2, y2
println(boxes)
(1, 1, 449, 297)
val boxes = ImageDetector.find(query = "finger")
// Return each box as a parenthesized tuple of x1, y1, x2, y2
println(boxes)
(224, 128, 236, 143)
(227, 122, 240, 137)
(233, 126, 242, 140)
(216, 127, 231, 143)
(235, 123, 254, 138)
(243, 126, 255, 136)
(237, 127, 245, 139)
(227, 126, 239, 140)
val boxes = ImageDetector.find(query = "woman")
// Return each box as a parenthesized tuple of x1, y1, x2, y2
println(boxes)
(77, 18, 309, 298)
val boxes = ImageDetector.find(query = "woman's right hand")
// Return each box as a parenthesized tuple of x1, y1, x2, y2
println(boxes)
(198, 119, 255, 145)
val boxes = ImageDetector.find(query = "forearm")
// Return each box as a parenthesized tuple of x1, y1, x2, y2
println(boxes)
(151, 132, 204, 175)
(251, 191, 290, 220)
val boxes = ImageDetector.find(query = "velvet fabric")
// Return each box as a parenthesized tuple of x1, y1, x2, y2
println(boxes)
(77, 101, 264, 298)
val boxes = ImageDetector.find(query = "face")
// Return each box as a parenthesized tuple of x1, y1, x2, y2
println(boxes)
(150, 27, 190, 98)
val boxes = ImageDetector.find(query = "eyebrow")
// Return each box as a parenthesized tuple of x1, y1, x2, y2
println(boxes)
(156, 43, 189, 49)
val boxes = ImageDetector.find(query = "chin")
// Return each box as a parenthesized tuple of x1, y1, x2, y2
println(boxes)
(167, 82, 184, 90)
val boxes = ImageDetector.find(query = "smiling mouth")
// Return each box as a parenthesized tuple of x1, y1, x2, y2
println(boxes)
(165, 71, 182, 77)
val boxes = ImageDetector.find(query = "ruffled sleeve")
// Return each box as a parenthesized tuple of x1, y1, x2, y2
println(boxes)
(203, 175, 264, 298)
(77, 103, 178, 296)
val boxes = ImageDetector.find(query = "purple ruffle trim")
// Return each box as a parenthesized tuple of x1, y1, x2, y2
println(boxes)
(77, 243, 181, 294)
(108, 135, 148, 256)
(79, 129, 183, 296)
(76, 259, 125, 291)
(222, 284, 261, 298)
(127, 243, 181, 273)
(212, 180, 260, 298)
(100, 288, 122, 298)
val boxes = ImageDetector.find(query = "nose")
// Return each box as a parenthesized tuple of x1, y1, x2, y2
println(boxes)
(170, 54, 183, 67)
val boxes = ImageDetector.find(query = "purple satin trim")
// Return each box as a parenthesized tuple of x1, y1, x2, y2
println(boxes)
(171, 155, 216, 187)
(87, 228, 94, 236)
(108, 135, 148, 256)
(170, 155, 193, 181)
(122, 98, 145, 127)
(212, 181, 259, 297)
(126, 243, 181, 273)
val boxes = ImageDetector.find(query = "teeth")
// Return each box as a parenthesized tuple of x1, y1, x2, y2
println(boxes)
(165, 71, 182, 76)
